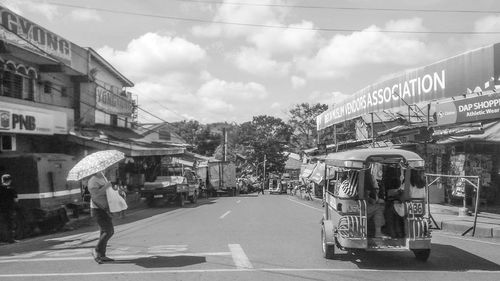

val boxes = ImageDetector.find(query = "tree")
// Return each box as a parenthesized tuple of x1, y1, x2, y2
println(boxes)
(243, 115, 293, 176)
(171, 120, 202, 146)
(194, 126, 221, 156)
(287, 103, 328, 151)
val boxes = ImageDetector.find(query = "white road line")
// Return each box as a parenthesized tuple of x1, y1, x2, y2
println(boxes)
(433, 232, 500, 246)
(228, 244, 253, 269)
(1, 268, 499, 277)
(220, 210, 231, 219)
(287, 198, 323, 212)
(236, 200, 241, 203)
(0, 252, 232, 263)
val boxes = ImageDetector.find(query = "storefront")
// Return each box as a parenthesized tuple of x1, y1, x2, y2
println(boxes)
(315, 43, 500, 207)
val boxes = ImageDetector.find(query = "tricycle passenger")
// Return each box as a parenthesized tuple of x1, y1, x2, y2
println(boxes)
(365, 171, 387, 238)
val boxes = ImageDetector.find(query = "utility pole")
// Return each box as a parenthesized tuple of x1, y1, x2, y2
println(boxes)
(223, 127, 227, 162)
(263, 154, 267, 189)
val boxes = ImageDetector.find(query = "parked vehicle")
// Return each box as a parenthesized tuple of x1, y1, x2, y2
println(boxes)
(268, 174, 286, 194)
(139, 165, 199, 207)
(0, 153, 81, 239)
(321, 148, 431, 261)
(205, 161, 237, 196)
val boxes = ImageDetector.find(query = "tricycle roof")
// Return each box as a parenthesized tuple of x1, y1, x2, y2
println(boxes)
(324, 148, 424, 168)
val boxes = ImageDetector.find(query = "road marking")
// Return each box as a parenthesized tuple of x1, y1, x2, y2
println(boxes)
(228, 244, 253, 269)
(236, 200, 241, 203)
(287, 198, 323, 212)
(1, 268, 500, 277)
(220, 211, 231, 219)
(433, 232, 500, 246)
(0, 252, 232, 263)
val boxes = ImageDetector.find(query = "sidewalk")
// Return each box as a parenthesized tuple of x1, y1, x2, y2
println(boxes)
(295, 190, 500, 238)
(430, 204, 500, 238)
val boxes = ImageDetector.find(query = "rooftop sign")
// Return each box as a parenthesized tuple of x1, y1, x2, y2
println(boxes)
(0, 5, 72, 66)
(316, 44, 500, 130)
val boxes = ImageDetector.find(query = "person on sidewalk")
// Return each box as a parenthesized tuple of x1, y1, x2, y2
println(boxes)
(88, 171, 115, 264)
(0, 174, 18, 243)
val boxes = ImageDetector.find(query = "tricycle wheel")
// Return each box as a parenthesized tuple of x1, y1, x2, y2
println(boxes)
(412, 249, 430, 262)
(321, 227, 335, 259)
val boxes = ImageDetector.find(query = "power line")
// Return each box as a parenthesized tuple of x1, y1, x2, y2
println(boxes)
(24, 0, 500, 34)
(177, 0, 500, 14)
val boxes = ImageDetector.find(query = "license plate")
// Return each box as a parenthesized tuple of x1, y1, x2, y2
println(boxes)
(154, 194, 163, 198)
(407, 202, 424, 215)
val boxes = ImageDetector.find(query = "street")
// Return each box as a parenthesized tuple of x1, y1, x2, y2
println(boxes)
(1, 194, 500, 281)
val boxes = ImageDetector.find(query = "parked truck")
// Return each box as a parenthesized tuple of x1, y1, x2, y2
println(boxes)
(139, 165, 199, 207)
(0, 153, 81, 240)
(205, 161, 237, 196)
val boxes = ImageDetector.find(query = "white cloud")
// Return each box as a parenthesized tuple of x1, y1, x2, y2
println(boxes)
(270, 102, 281, 109)
(291, 76, 306, 89)
(26, 1, 58, 20)
(196, 78, 268, 101)
(231, 47, 290, 76)
(134, 76, 269, 123)
(297, 18, 434, 79)
(191, 0, 285, 38)
(70, 9, 102, 22)
(248, 21, 318, 56)
(97, 32, 207, 80)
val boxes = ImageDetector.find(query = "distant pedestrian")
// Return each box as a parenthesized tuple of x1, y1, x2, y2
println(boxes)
(258, 181, 265, 195)
(0, 174, 18, 243)
(88, 171, 115, 264)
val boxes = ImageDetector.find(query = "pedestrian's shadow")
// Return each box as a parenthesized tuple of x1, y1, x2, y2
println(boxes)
(112, 255, 206, 268)
(334, 243, 500, 271)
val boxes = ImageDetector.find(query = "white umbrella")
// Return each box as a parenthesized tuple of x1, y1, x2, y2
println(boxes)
(67, 150, 125, 181)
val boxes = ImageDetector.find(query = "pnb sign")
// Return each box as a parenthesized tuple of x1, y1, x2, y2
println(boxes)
(316, 43, 500, 130)
(0, 109, 54, 135)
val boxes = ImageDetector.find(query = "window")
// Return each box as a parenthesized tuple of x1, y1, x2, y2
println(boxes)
(0, 135, 16, 151)
(1, 64, 37, 100)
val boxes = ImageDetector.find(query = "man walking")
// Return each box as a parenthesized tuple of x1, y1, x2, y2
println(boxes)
(0, 174, 18, 243)
(88, 171, 115, 264)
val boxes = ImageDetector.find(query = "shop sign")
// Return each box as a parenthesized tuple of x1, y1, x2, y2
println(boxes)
(0, 5, 72, 65)
(96, 86, 134, 116)
(0, 102, 67, 135)
(317, 43, 500, 130)
(436, 93, 500, 125)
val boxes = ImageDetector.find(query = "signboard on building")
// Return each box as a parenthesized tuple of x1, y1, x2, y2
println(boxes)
(0, 5, 72, 66)
(96, 86, 134, 117)
(0, 101, 68, 135)
(316, 43, 500, 130)
(436, 93, 500, 125)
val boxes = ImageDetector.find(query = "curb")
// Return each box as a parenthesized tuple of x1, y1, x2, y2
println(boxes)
(440, 220, 494, 237)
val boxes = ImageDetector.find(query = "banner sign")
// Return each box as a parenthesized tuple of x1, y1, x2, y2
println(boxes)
(96, 86, 134, 116)
(317, 44, 500, 130)
(0, 5, 72, 65)
(0, 101, 68, 135)
(436, 93, 500, 125)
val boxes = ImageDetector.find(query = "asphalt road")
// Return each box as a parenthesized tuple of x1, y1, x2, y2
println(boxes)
(1, 193, 500, 281)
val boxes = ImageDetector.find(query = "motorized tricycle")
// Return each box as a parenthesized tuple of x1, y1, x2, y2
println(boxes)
(321, 148, 431, 261)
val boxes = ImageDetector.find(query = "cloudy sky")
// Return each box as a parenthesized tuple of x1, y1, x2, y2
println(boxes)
(2, 0, 500, 124)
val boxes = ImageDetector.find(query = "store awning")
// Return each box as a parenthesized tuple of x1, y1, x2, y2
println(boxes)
(436, 121, 500, 144)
